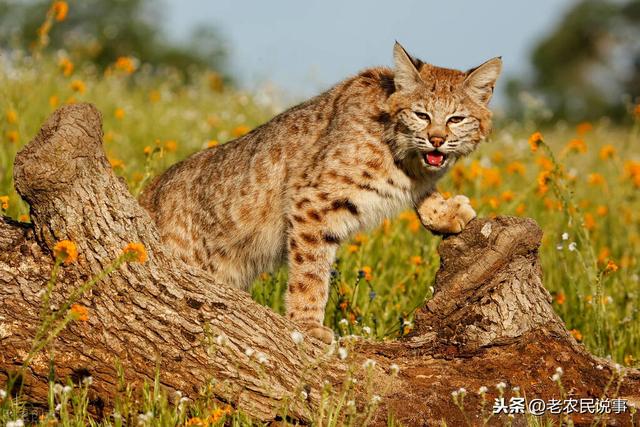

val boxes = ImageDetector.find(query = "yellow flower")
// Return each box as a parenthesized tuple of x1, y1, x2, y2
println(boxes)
(587, 173, 605, 186)
(583, 213, 596, 231)
(566, 138, 587, 153)
(123, 242, 147, 263)
(59, 57, 74, 76)
(410, 255, 422, 266)
(569, 329, 583, 341)
(528, 131, 543, 152)
(207, 139, 219, 148)
(361, 266, 373, 281)
(624, 354, 635, 366)
(6, 130, 19, 143)
(114, 108, 125, 120)
(506, 161, 525, 176)
(596, 205, 608, 217)
(143, 146, 153, 155)
(599, 145, 615, 160)
(53, 240, 78, 265)
(52, 1, 68, 21)
(5, 109, 17, 124)
(70, 79, 86, 93)
(575, 121, 592, 135)
(604, 260, 619, 273)
(0, 195, 9, 210)
(114, 56, 136, 74)
(164, 140, 178, 152)
(232, 125, 250, 138)
(70, 304, 89, 321)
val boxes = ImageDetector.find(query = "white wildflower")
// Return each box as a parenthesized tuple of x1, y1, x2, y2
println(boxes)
(568, 242, 577, 252)
(458, 387, 466, 394)
(551, 373, 560, 382)
(244, 347, 255, 357)
(339, 318, 348, 326)
(562, 232, 569, 241)
(512, 386, 520, 392)
(215, 334, 228, 346)
(371, 394, 382, 404)
(0, 389, 6, 399)
(478, 386, 488, 394)
(7, 420, 24, 427)
(346, 399, 356, 407)
(451, 390, 459, 398)
(63, 385, 72, 394)
(55, 403, 62, 412)
(300, 390, 308, 400)
(257, 352, 268, 364)
(338, 347, 348, 360)
(390, 363, 400, 375)
(82, 376, 93, 386)
(362, 326, 371, 335)
(290, 330, 304, 345)
(362, 359, 376, 369)
(555, 367, 564, 375)
(496, 382, 506, 391)
(53, 384, 63, 394)
(596, 364, 603, 370)
(556, 244, 563, 251)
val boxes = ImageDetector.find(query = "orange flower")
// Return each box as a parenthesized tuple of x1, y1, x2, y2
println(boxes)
(109, 158, 124, 169)
(114, 108, 125, 120)
(408, 218, 421, 233)
(587, 173, 605, 186)
(360, 266, 373, 281)
(537, 171, 551, 195)
(70, 304, 88, 321)
(114, 56, 136, 74)
(70, 79, 86, 94)
(536, 156, 553, 171)
(207, 140, 219, 148)
(185, 417, 205, 426)
(59, 57, 74, 76)
(599, 145, 615, 160)
(164, 140, 178, 152)
(528, 132, 543, 152)
(597, 247, 610, 264)
(123, 242, 147, 263)
(53, 240, 78, 264)
(604, 260, 619, 273)
(149, 90, 161, 103)
(501, 190, 514, 202)
(569, 329, 583, 341)
(49, 95, 59, 108)
(0, 195, 9, 210)
(232, 125, 251, 138)
(143, 145, 153, 155)
(624, 354, 635, 366)
(6, 130, 19, 143)
(583, 213, 596, 231)
(18, 214, 29, 223)
(596, 205, 608, 217)
(347, 244, 359, 254)
(5, 109, 17, 124)
(481, 168, 502, 188)
(487, 196, 500, 210)
(52, 1, 68, 21)
(566, 138, 587, 153)
(515, 203, 526, 215)
(506, 161, 525, 176)
(410, 255, 422, 266)
(555, 292, 566, 305)
(576, 121, 592, 135)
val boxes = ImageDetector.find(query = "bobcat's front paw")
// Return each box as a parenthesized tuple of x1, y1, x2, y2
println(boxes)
(299, 321, 334, 344)
(418, 194, 476, 235)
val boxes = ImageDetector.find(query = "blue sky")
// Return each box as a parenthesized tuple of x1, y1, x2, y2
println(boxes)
(165, 0, 575, 103)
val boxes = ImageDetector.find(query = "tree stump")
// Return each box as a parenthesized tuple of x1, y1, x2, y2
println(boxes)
(0, 103, 638, 426)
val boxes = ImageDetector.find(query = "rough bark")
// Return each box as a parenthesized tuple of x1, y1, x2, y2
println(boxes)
(0, 103, 638, 426)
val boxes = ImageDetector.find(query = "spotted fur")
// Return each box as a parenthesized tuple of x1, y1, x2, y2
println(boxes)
(139, 42, 502, 343)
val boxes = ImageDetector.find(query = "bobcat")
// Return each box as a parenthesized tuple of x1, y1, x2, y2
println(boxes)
(139, 42, 502, 344)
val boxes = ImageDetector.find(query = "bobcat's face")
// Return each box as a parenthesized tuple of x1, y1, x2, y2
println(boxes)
(386, 43, 502, 175)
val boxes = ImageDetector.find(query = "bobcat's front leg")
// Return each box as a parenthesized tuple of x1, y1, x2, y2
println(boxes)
(285, 209, 338, 344)
(417, 192, 476, 234)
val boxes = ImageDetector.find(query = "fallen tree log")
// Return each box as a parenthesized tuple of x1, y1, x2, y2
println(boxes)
(0, 103, 638, 426)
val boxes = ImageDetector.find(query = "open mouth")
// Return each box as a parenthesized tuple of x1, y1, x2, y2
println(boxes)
(424, 150, 447, 168)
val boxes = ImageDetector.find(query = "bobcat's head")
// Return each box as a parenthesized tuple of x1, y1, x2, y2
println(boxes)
(386, 42, 502, 177)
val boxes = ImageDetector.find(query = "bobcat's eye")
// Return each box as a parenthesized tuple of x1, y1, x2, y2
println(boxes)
(413, 111, 430, 121)
(447, 116, 465, 124)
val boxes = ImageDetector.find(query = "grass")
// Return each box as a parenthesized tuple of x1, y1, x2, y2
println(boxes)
(1, 15, 639, 426)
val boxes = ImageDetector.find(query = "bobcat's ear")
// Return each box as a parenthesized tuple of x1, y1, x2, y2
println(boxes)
(463, 57, 502, 105)
(393, 41, 423, 92)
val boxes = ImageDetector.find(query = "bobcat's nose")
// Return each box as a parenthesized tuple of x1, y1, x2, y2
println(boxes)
(430, 136, 445, 148)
